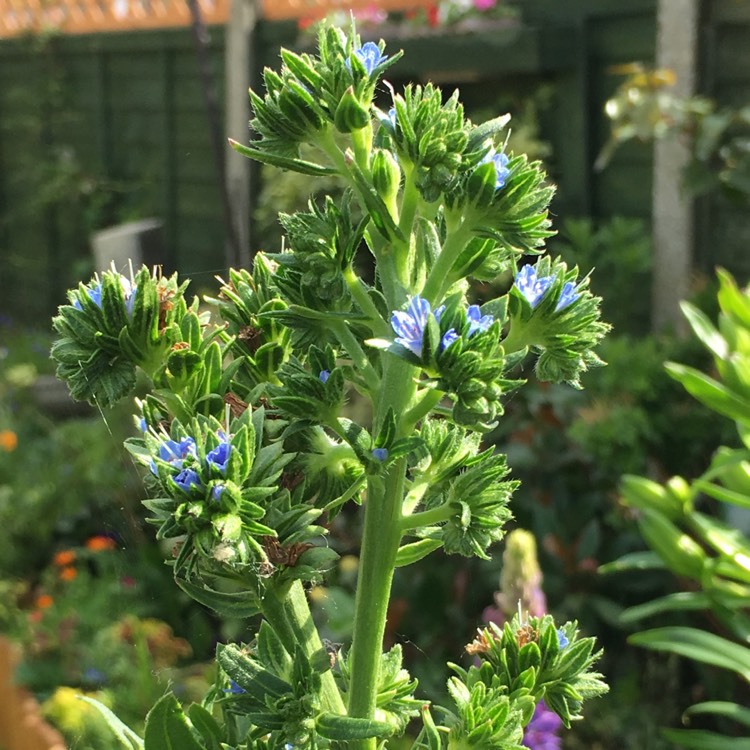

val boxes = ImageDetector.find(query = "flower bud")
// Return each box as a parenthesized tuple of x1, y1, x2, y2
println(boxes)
(371, 149, 401, 206)
(334, 87, 370, 133)
(467, 160, 500, 209)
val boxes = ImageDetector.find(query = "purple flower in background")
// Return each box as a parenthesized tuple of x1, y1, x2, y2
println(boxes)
(515, 265, 554, 309)
(173, 468, 202, 493)
(466, 305, 494, 336)
(522, 701, 563, 750)
(474, 0, 497, 10)
(391, 296, 442, 358)
(207, 441, 232, 475)
(481, 149, 511, 189)
(353, 42, 387, 75)
(555, 281, 579, 312)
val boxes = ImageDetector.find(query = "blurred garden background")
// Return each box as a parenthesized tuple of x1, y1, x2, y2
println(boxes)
(1, 0, 750, 748)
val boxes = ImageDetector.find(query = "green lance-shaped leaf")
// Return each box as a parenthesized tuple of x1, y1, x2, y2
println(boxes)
(174, 575, 262, 619)
(186, 706, 223, 750)
(144, 693, 206, 750)
(76, 696, 144, 750)
(218, 643, 293, 699)
(666, 362, 750, 422)
(394, 538, 443, 567)
(661, 728, 750, 750)
(620, 591, 713, 624)
(637, 509, 706, 579)
(316, 713, 396, 741)
(629, 627, 750, 682)
(620, 474, 686, 519)
(684, 701, 750, 729)
(229, 139, 337, 176)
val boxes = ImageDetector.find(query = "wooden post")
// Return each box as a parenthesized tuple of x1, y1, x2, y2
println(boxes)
(652, 0, 701, 332)
(225, 0, 258, 269)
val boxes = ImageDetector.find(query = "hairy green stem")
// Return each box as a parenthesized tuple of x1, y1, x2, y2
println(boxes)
(347, 357, 418, 750)
(402, 387, 444, 431)
(421, 221, 473, 303)
(343, 267, 391, 338)
(399, 503, 452, 533)
(262, 581, 346, 715)
(331, 321, 381, 392)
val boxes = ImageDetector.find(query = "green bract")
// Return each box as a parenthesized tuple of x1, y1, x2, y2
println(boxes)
(50, 23, 609, 750)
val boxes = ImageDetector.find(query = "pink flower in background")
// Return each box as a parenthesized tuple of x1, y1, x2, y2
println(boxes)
(474, 0, 498, 10)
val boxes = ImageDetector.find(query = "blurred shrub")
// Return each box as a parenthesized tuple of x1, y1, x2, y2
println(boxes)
(606, 269, 750, 749)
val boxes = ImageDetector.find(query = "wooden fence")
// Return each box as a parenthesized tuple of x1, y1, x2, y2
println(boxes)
(0, 637, 67, 750)
(0, 0, 436, 36)
(0, 1, 663, 324)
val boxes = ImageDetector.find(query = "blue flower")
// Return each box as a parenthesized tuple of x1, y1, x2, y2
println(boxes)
(353, 42, 387, 75)
(212, 484, 225, 502)
(482, 149, 511, 189)
(160, 437, 197, 465)
(391, 296, 443, 358)
(83, 667, 107, 685)
(173, 468, 202, 493)
(555, 281, 579, 312)
(556, 628, 569, 650)
(515, 265, 555, 309)
(466, 305, 494, 336)
(440, 328, 459, 351)
(319, 370, 330, 384)
(123, 281, 138, 317)
(225, 680, 246, 694)
(206, 441, 232, 475)
(74, 282, 104, 310)
(372, 448, 389, 462)
(138, 417, 148, 433)
(88, 283, 104, 308)
(151, 437, 198, 475)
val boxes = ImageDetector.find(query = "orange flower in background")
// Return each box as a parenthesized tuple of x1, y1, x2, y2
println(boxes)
(53, 550, 76, 567)
(0, 429, 17, 452)
(35, 594, 54, 609)
(59, 566, 78, 582)
(85, 536, 117, 551)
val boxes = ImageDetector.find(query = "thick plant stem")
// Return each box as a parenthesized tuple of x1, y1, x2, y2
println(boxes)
(347, 357, 417, 750)
(262, 581, 346, 715)
(346, 468, 404, 747)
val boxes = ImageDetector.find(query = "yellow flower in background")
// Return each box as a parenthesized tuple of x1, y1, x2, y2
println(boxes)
(42, 686, 112, 734)
(0, 429, 17, 452)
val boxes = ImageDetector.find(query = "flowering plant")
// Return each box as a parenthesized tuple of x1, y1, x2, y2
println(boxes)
(51, 24, 608, 750)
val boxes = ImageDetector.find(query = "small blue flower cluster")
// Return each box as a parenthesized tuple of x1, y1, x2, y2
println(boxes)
(150, 434, 232, 498)
(514, 266, 578, 312)
(352, 42, 387, 75)
(482, 148, 511, 190)
(73, 275, 138, 317)
(390, 297, 494, 359)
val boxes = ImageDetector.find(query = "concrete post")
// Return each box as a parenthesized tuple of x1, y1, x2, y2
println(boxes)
(652, 0, 701, 332)
(225, 0, 258, 269)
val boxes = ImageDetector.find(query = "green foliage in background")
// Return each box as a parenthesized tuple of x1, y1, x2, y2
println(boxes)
(606, 269, 750, 749)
